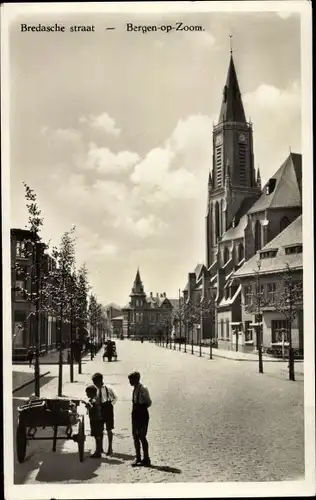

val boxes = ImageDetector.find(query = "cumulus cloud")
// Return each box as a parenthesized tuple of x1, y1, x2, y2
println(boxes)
(84, 142, 139, 174)
(41, 126, 82, 143)
(130, 114, 213, 206)
(79, 112, 121, 136)
(244, 80, 301, 174)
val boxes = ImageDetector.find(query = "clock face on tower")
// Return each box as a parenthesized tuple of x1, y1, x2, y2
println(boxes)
(239, 133, 246, 143)
(215, 134, 223, 146)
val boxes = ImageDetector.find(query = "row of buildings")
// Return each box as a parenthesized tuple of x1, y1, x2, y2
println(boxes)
(11, 228, 105, 360)
(120, 52, 303, 357)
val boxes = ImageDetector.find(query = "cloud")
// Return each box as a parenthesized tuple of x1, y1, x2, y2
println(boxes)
(243, 80, 301, 174)
(84, 142, 139, 174)
(126, 214, 168, 239)
(79, 112, 121, 136)
(130, 114, 214, 206)
(41, 126, 82, 143)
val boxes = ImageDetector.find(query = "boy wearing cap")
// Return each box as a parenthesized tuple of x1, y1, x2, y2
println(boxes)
(91, 372, 117, 456)
(128, 371, 152, 467)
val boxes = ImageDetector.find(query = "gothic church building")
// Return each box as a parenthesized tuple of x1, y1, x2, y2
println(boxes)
(184, 53, 302, 351)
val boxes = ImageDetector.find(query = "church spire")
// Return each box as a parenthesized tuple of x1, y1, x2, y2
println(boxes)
(256, 167, 262, 189)
(218, 54, 246, 124)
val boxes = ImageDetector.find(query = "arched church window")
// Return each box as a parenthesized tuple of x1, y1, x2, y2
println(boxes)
(254, 220, 262, 252)
(223, 247, 230, 263)
(238, 243, 244, 262)
(215, 202, 220, 241)
(280, 216, 290, 233)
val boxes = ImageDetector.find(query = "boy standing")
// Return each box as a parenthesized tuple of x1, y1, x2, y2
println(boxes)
(128, 371, 152, 467)
(91, 372, 117, 456)
(85, 384, 104, 458)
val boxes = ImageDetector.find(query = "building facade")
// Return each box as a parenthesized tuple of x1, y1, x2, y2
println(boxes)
(183, 52, 303, 354)
(11, 228, 58, 360)
(122, 269, 177, 338)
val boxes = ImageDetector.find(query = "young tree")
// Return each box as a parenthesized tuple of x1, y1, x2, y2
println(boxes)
(76, 263, 90, 373)
(244, 260, 269, 374)
(12, 183, 46, 396)
(274, 263, 303, 381)
(199, 294, 216, 358)
(49, 227, 76, 396)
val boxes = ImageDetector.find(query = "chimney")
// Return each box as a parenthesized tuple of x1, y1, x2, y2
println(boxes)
(150, 292, 153, 297)
(163, 292, 166, 298)
(156, 293, 159, 298)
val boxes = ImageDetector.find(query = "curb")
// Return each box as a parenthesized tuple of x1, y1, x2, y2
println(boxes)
(13, 370, 51, 394)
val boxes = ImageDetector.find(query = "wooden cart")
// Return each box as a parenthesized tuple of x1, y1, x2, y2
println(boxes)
(16, 397, 85, 463)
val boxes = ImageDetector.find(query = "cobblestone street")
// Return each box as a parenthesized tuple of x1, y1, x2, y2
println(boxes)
(13, 340, 304, 484)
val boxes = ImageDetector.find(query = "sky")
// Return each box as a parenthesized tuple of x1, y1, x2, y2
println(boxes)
(9, 9, 301, 307)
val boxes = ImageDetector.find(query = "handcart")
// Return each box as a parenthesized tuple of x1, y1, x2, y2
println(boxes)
(16, 397, 85, 463)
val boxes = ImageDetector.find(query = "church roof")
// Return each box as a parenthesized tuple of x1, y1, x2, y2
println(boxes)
(221, 196, 258, 242)
(248, 153, 302, 214)
(234, 215, 302, 278)
(218, 54, 246, 124)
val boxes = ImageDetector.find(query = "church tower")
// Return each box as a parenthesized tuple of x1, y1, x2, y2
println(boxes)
(206, 50, 261, 268)
(129, 268, 147, 308)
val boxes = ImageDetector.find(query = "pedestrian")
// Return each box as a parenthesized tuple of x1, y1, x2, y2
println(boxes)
(84, 384, 104, 458)
(27, 347, 34, 367)
(91, 372, 117, 456)
(128, 371, 152, 467)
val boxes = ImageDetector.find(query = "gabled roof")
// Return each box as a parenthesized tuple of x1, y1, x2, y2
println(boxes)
(221, 195, 259, 242)
(234, 215, 302, 277)
(218, 55, 246, 124)
(248, 153, 302, 215)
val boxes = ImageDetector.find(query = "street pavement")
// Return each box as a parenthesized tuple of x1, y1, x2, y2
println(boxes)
(13, 339, 304, 484)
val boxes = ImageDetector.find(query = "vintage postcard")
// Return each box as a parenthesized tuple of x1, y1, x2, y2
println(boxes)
(1, 1, 314, 499)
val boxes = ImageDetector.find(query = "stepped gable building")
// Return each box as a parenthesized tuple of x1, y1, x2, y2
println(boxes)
(122, 269, 177, 338)
(183, 52, 302, 351)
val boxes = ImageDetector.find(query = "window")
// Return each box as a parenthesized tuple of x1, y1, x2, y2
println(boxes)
(216, 146, 223, 187)
(280, 216, 290, 232)
(285, 245, 303, 255)
(239, 144, 247, 186)
(223, 247, 230, 263)
(244, 321, 253, 342)
(224, 288, 229, 300)
(254, 220, 262, 252)
(215, 202, 220, 240)
(15, 280, 26, 300)
(267, 283, 277, 302)
(265, 178, 276, 195)
(271, 320, 288, 343)
(244, 285, 252, 305)
(16, 240, 27, 258)
(13, 321, 24, 347)
(260, 250, 278, 259)
(238, 243, 244, 262)
(220, 319, 224, 339)
(226, 319, 230, 339)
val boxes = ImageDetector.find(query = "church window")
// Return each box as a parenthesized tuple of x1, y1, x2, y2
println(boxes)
(223, 247, 230, 263)
(280, 216, 290, 232)
(215, 202, 220, 240)
(239, 143, 247, 186)
(254, 220, 262, 252)
(238, 243, 244, 262)
(220, 319, 224, 339)
(216, 146, 223, 187)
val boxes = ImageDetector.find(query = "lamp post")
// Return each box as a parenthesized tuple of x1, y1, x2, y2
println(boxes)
(178, 289, 182, 351)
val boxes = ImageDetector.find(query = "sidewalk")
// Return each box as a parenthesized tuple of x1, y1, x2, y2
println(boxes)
(157, 342, 304, 375)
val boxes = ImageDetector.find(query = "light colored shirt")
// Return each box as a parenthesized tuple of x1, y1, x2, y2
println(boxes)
(97, 385, 117, 405)
(133, 383, 152, 407)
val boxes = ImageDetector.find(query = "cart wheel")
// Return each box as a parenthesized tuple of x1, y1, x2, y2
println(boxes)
(16, 422, 27, 463)
(78, 416, 85, 462)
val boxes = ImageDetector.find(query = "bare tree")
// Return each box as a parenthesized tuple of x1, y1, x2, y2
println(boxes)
(274, 263, 303, 381)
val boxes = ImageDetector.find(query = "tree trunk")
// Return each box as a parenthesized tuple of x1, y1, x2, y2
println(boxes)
(70, 305, 74, 383)
(58, 302, 64, 397)
(34, 243, 41, 397)
(288, 320, 295, 381)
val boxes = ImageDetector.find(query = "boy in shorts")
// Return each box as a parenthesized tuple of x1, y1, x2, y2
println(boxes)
(85, 384, 104, 458)
(92, 372, 117, 456)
